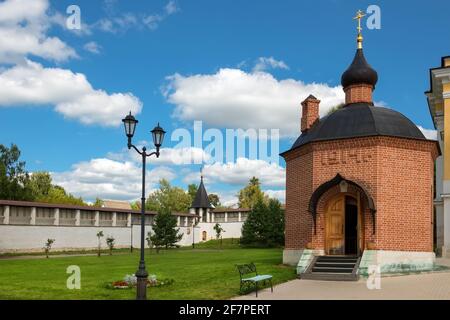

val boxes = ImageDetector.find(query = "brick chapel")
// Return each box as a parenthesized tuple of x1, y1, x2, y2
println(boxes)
(281, 13, 440, 278)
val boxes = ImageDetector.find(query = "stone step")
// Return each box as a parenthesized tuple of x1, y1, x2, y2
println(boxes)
(301, 255, 360, 281)
(315, 262, 356, 268)
(312, 266, 354, 273)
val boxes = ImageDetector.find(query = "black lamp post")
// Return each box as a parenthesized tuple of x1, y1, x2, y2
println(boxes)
(122, 111, 166, 300)
(192, 216, 198, 249)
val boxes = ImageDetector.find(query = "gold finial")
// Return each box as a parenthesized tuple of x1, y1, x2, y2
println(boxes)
(353, 10, 366, 49)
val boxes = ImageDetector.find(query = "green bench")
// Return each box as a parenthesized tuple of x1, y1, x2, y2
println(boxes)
(236, 263, 273, 297)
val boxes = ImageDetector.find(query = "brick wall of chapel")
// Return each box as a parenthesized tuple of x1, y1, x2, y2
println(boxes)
(283, 136, 437, 252)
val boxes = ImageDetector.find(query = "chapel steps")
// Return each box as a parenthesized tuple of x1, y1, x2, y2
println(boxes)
(300, 255, 360, 281)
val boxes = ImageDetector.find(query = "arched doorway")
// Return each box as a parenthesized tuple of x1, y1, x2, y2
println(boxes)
(325, 194, 360, 256)
(202, 231, 207, 241)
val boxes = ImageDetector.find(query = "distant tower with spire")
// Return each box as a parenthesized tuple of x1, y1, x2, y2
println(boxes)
(190, 169, 213, 222)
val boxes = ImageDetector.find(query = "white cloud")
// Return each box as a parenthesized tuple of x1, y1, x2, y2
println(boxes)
(96, 13, 139, 33)
(142, 14, 164, 31)
(165, 1, 180, 15)
(207, 188, 285, 209)
(83, 41, 102, 54)
(0, 60, 142, 126)
(0, 0, 76, 63)
(183, 157, 285, 187)
(0, 0, 141, 126)
(95, 1, 180, 33)
(213, 189, 239, 208)
(107, 146, 211, 165)
(417, 125, 437, 140)
(151, 147, 211, 165)
(253, 57, 289, 72)
(51, 158, 176, 201)
(164, 68, 344, 137)
(48, 11, 92, 36)
(264, 189, 286, 203)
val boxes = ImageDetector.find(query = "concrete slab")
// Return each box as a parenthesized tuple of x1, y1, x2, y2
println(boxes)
(233, 265, 450, 300)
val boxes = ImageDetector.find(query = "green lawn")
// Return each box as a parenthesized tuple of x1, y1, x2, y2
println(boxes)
(0, 241, 295, 300)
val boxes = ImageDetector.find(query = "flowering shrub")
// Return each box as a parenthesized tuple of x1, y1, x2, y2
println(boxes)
(124, 274, 137, 286)
(107, 274, 174, 289)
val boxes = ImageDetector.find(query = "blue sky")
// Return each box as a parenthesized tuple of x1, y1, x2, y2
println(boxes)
(0, 0, 449, 206)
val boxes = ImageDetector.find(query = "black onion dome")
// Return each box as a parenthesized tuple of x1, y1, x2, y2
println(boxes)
(287, 103, 426, 151)
(341, 49, 378, 88)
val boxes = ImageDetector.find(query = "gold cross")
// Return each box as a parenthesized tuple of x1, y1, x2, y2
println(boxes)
(353, 10, 366, 34)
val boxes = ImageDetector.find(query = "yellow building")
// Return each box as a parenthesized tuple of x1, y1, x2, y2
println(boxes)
(426, 56, 450, 257)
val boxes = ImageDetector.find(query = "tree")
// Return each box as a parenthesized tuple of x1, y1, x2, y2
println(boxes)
(240, 198, 285, 247)
(0, 144, 86, 205)
(130, 201, 141, 210)
(96, 231, 104, 257)
(27, 171, 86, 206)
(106, 236, 115, 255)
(43, 185, 85, 206)
(238, 177, 269, 209)
(213, 223, 225, 240)
(146, 231, 153, 251)
(326, 103, 345, 115)
(208, 194, 221, 208)
(0, 144, 33, 201)
(265, 199, 285, 246)
(150, 207, 183, 252)
(43, 239, 55, 258)
(92, 198, 104, 207)
(146, 179, 192, 212)
(213, 223, 225, 248)
(188, 184, 198, 202)
(28, 172, 52, 200)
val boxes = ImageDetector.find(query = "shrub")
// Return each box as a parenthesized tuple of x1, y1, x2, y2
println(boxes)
(106, 236, 115, 255)
(96, 231, 104, 257)
(43, 239, 55, 258)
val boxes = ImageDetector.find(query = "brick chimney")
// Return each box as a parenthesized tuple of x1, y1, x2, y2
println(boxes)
(301, 95, 320, 133)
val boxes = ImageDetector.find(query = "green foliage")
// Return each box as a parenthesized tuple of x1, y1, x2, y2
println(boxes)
(130, 201, 141, 210)
(213, 223, 225, 240)
(92, 198, 104, 207)
(241, 198, 285, 247)
(326, 103, 345, 115)
(28, 171, 52, 200)
(1, 144, 87, 205)
(40, 185, 85, 206)
(187, 183, 198, 202)
(0, 144, 33, 201)
(96, 231, 104, 257)
(150, 207, 183, 252)
(146, 231, 153, 249)
(208, 194, 221, 208)
(43, 239, 55, 258)
(237, 177, 269, 209)
(106, 236, 115, 255)
(146, 179, 192, 212)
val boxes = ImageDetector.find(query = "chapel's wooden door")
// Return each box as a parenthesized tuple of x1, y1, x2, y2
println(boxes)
(326, 195, 345, 255)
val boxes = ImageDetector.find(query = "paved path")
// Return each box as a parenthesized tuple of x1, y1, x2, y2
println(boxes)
(234, 259, 450, 300)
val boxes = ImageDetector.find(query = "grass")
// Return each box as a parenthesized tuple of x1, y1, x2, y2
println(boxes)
(0, 240, 295, 300)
